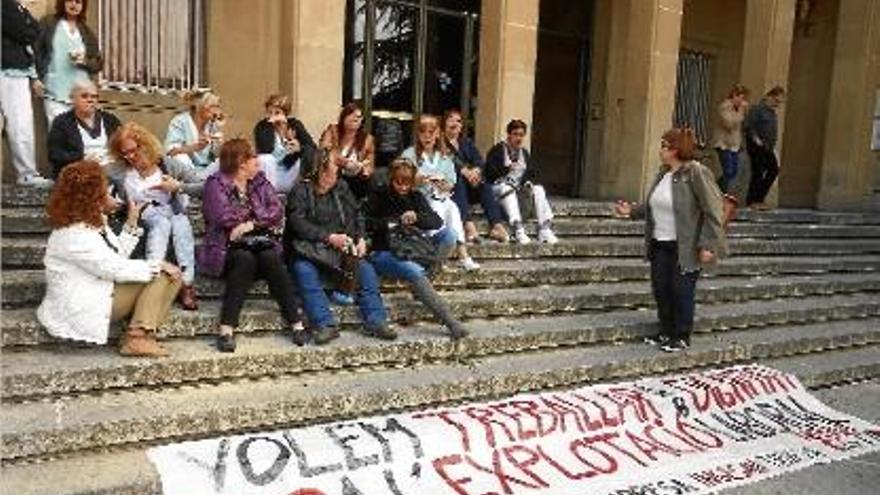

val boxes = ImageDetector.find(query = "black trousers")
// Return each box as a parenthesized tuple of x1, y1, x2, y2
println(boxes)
(649, 241, 700, 343)
(221, 248, 300, 327)
(745, 142, 779, 205)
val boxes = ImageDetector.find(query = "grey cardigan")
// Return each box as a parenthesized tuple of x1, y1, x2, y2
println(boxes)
(633, 160, 728, 272)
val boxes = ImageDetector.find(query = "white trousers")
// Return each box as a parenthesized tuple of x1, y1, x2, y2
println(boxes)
(0, 76, 40, 180)
(43, 98, 70, 127)
(142, 205, 196, 284)
(258, 154, 301, 194)
(492, 183, 554, 227)
(427, 196, 466, 244)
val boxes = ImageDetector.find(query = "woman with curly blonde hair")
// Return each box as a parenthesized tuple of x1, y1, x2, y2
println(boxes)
(110, 122, 201, 310)
(37, 160, 183, 357)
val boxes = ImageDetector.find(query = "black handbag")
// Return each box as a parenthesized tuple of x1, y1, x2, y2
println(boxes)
(230, 227, 280, 252)
(387, 224, 441, 268)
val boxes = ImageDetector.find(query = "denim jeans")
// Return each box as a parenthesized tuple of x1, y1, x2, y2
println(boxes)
(371, 228, 456, 282)
(715, 148, 739, 193)
(649, 240, 700, 343)
(452, 172, 503, 226)
(290, 257, 387, 329)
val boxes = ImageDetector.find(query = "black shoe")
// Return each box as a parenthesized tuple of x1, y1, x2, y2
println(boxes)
(364, 324, 397, 341)
(644, 334, 670, 346)
(661, 339, 689, 353)
(217, 333, 236, 353)
(291, 321, 309, 346)
(313, 326, 340, 345)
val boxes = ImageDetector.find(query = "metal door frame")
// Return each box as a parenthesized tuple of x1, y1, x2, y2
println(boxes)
(359, 0, 479, 132)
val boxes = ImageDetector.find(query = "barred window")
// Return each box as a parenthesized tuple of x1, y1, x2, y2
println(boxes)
(97, 0, 206, 92)
(673, 49, 713, 145)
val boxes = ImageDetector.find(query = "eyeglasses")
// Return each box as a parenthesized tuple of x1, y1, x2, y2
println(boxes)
(119, 145, 140, 158)
(79, 93, 99, 100)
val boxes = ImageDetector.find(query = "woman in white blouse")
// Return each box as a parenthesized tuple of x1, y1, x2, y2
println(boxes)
(37, 160, 183, 357)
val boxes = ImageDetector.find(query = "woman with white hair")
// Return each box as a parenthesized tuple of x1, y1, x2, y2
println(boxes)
(164, 89, 224, 179)
(47, 79, 120, 178)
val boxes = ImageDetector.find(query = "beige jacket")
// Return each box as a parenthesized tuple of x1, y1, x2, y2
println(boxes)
(633, 161, 728, 272)
(712, 99, 747, 151)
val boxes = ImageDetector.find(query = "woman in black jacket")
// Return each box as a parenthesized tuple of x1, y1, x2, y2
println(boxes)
(254, 93, 316, 193)
(34, 0, 103, 124)
(285, 149, 392, 345)
(367, 159, 467, 339)
(47, 79, 120, 177)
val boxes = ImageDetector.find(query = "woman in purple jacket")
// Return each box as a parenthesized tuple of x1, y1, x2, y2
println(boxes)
(198, 138, 303, 352)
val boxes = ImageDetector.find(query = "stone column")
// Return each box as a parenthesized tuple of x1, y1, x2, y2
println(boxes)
(279, 0, 347, 137)
(816, 0, 880, 210)
(474, 0, 539, 153)
(739, 0, 796, 206)
(594, 0, 684, 201)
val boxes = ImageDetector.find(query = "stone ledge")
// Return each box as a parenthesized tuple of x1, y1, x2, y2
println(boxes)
(3, 273, 879, 347)
(1, 323, 878, 461)
(4, 256, 879, 308)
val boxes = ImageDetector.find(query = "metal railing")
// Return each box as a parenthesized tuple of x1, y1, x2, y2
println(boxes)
(97, 0, 206, 93)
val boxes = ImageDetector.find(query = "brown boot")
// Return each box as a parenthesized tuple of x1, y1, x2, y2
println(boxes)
(119, 327, 169, 357)
(178, 284, 199, 311)
(488, 223, 510, 243)
(464, 221, 479, 244)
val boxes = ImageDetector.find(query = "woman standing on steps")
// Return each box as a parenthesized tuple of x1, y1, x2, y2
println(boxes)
(199, 139, 303, 353)
(38, 160, 182, 357)
(614, 128, 727, 352)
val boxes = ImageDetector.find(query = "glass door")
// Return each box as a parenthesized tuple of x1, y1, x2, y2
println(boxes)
(344, 0, 479, 168)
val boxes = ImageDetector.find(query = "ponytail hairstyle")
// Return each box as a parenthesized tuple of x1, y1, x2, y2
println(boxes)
(661, 127, 698, 161)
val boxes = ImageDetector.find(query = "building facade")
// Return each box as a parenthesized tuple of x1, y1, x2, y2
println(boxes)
(3, 0, 879, 211)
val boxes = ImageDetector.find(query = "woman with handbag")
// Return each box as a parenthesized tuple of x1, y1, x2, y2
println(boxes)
(401, 114, 480, 271)
(367, 158, 467, 339)
(614, 128, 727, 352)
(199, 139, 303, 353)
(285, 148, 394, 345)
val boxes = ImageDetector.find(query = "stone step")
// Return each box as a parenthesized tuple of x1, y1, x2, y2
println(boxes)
(6, 206, 880, 238)
(5, 255, 879, 308)
(4, 272, 879, 347)
(5, 379, 880, 495)
(3, 294, 878, 401)
(2, 318, 878, 462)
(3, 356, 877, 495)
(5, 185, 880, 224)
(5, 235, 880, 269)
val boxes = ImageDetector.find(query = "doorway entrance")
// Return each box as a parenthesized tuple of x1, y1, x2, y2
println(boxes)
(344, 0, 480, 167)
(530, 0, 593, 196)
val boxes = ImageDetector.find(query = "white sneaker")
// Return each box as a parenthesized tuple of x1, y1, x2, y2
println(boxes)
(538, 228, 559, 244)
(17, 175, 53, 187)
(514, 228, 532, 245)
(460, 256, 481, 272)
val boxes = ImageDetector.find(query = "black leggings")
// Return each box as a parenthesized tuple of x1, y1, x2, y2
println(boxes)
(221, 248, 300, 327)
(649, 241, 700, 343)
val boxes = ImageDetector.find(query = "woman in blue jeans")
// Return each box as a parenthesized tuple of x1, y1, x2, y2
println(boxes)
(367, 159, 468, 339)
(284, 148, 393, 345)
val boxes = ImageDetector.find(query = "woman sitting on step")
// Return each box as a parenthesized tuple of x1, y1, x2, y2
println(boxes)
(110, 122, 201, 311)
(199, 139, 304, 353)
(401, 115, 480, 271)
(367, 158, 468, 339)
(614, 128, 727, 353)
(37, 160, 183, 357)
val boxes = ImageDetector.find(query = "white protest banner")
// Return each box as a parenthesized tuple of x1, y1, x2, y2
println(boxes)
(148, 364, 880, 495)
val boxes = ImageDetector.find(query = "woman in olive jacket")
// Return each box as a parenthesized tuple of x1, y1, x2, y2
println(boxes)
(615, 128, 727, 352)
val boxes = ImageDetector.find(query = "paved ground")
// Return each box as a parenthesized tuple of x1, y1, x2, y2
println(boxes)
(722, 380, 880, 495)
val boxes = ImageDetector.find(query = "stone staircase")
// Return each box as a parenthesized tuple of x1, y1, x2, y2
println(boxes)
(2, 185, 880, 494)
